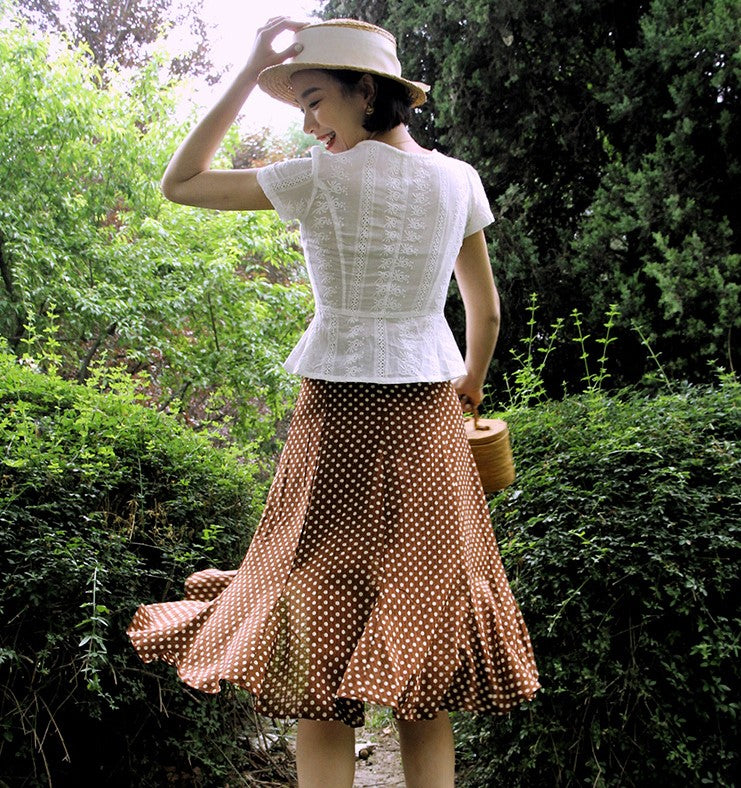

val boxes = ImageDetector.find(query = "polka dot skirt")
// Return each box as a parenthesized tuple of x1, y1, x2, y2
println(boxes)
(127, 380, 540, 727)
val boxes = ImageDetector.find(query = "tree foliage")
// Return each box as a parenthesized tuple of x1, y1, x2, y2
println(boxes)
(231, 124, 317, 169)
(321, 0, 740, 390)
(12, 0, 218, 80)
(0, 24, 312, 446)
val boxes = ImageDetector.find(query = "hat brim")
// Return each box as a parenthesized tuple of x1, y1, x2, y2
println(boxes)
(258, 62, 430, 109)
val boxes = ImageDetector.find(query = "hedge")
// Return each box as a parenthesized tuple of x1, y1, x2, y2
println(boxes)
(455, 378, 740, 786)
(0, 353, 288, 786)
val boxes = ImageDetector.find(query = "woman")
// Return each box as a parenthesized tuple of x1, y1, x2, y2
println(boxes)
(128, 17, 540, 788)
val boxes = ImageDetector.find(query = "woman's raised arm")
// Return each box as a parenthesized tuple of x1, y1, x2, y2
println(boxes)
(161, 17, 304, 210)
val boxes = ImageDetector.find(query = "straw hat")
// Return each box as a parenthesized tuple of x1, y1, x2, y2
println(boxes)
(257, 19, 430, 108)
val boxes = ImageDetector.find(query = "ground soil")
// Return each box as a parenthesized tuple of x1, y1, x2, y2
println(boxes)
(265, 707, 407, 787)
(352, 723, 405, 787)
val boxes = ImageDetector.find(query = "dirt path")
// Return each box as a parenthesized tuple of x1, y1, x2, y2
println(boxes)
(268, 707, 407, 787)
(353, 723, 405, 787)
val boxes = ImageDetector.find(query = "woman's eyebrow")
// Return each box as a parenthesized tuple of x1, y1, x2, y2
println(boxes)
(300, 87, 321, 100)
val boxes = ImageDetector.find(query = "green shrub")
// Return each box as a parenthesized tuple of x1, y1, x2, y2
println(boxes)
(454, 378, 740, 786)
(0, 352, 288, 785)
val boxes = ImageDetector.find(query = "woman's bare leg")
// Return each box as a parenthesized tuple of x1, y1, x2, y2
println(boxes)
(295, 719, 355, 788)
(398, 711, 455, 788)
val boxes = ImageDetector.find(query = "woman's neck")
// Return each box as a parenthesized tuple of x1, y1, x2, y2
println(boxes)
(368, 126, 431, 154)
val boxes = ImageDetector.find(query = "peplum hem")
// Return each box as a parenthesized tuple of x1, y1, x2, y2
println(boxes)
(282, 310, 467, 383)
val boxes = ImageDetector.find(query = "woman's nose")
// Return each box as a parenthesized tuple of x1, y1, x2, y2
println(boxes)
(302, 111, 314, 136)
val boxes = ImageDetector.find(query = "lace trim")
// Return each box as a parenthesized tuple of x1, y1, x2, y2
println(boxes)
(375, 317, 387, 379)
(345, 317, 365, 376)
(374, 154, 405, 313)
(395, 160, 433, 312)
(273, 168, 313, 192)
(318, 305, 437, 319)
(349, 144, 377, 311)
(322, 311, 339, 378)
(307, 195, 340, 305)
(414, 163, 451, 313)
(397, 315, 433, 376)
(265, 159, 315, 220)
(306, 156, 349, 308)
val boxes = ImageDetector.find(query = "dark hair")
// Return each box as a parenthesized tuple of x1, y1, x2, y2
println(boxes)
(322, 69, 413, 133)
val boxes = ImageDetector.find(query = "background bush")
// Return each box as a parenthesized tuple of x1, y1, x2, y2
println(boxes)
(454, 376, 740, 786)
(0, 351, 290, 786)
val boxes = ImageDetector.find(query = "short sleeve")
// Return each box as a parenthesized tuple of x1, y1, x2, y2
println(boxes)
(256, 153, 316, 223)
(463, 164, 495, 237)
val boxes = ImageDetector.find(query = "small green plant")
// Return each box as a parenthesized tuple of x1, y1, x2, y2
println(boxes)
(503, 293, 565, 408)
(571, 302, 619, 392)
(76, 565, 112, 697)
(503, 296, 625, 408)
(364, 703, 395, 733)
(632, 320, 675, 392)
(19, 302, 64, 376)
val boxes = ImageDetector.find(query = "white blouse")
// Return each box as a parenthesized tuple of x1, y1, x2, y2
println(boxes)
(256, 140, 494, 383)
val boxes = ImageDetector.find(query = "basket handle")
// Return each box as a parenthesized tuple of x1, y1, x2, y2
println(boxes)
(463, 403, 490, 432)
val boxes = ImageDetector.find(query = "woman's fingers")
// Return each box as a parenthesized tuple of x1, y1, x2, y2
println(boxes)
(250, 17, 306, 70)
(274, 40, 304, 60)
(453, 376, 484, 411)
(458, 394, 478, 413)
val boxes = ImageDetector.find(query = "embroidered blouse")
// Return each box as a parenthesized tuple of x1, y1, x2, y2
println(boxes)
(256, 140, 494, 383)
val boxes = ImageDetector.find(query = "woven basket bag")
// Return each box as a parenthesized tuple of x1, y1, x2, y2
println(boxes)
(464, 409, 516, 493)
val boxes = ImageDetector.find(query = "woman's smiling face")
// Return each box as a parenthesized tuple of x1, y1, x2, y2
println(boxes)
(291, 70, 371, 154)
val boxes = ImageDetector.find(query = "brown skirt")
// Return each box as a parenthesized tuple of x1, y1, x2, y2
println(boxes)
(127, 379, 540, 727)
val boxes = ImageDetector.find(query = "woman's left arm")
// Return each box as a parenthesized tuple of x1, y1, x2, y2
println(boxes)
(453, 230, 501, 408)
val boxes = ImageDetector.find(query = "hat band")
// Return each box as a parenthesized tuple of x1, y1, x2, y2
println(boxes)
(289, 25, 403, 78)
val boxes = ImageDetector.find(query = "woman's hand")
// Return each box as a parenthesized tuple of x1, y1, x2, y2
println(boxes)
(453, 374, 485, 412)
(245, 16, 306, 76)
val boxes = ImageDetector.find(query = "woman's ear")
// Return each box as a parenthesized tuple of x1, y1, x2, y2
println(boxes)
(358, 73, 377, 103)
